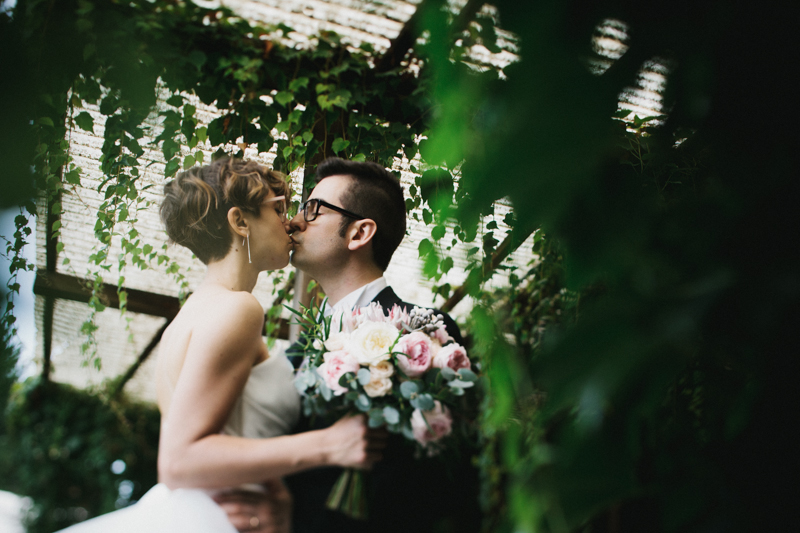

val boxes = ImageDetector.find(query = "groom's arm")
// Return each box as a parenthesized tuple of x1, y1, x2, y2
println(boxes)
(213, 479, 292, 533)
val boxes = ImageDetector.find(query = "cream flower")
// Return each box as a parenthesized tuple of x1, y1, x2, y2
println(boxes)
(325, 331, 350, 352)
(369, 360, 395, 379)
(363, 377, 393, 397)
(349, 321, 398, 365)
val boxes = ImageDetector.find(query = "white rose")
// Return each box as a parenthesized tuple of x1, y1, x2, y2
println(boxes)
(363, 377, 393, 397)
(349, 321, 398, 365)
(312, 339, 324, 351)
(369, 360, 395, 379)
(325, 331, 350, 352)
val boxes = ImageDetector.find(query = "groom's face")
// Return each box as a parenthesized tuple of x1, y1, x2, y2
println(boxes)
(288, 174, 352, 274)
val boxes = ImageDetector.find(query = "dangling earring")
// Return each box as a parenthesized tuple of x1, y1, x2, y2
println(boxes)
(245, 234, 251, 264)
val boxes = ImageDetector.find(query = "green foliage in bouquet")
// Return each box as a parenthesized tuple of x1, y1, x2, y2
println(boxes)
(289, 300, 481, 520)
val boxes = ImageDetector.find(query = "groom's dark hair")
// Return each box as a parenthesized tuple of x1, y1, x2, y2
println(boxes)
(315, 158, 406, 271)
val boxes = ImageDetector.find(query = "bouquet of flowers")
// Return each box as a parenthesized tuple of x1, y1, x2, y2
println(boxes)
(290, 299, 479, 519)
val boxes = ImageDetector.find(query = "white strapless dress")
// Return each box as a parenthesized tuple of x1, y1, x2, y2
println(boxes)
(57, 355, 300, 533)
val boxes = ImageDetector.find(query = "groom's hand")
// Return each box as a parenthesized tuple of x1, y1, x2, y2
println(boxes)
(213, 479, 292, 533)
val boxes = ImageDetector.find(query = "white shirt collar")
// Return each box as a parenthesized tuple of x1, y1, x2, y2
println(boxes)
(324, 276, 388, 318)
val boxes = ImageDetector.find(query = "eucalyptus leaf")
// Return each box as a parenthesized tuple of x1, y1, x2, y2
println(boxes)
(320, 383, 332, 402)
(457, 368, 478, 382)
(400, 381, 418, 399)
(414, 393, 435, 411)
(440, 367, 457, 381)
(356, 394, 371, 411)
(357, 368, 372, 386)
(382, 406, 400, 425)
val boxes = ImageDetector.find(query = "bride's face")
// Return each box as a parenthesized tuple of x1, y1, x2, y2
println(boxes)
(247, 191, 293, 271)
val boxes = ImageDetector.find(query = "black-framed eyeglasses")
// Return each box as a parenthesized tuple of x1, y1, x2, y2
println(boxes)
(300, 198, 366, 223)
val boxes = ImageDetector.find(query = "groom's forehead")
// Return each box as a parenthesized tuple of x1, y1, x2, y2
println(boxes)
(310, 174, 352, 200)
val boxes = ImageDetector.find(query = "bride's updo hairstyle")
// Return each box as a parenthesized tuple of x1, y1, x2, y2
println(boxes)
(160, 157, 288, 264)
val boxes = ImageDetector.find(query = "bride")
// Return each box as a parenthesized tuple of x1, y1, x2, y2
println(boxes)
(59, 157, 380, 532)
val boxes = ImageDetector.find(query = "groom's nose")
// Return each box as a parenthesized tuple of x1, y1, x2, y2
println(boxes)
(289, 212, 306, 233)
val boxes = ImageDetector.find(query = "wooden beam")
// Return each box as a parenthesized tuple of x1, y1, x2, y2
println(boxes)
(440, 226, 533, 313)
(375, 0, 485, 73)
(33, 269, 291, 339)
(110, 317, 172, 399)
(34, 270, 181, 319)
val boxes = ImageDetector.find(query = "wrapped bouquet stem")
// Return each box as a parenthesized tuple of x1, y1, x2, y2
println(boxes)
(325, 468, 366, 520)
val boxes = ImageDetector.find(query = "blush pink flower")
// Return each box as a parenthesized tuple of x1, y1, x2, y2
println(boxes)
(316, 350, 359, 396)
(411, 401, 453, 445)
(354, 302, 390, 327)
(387, 304, 410, 330)
(432, 343, 471, 372)
(395, 331, 433, 378)
(431, 325, 452, 345)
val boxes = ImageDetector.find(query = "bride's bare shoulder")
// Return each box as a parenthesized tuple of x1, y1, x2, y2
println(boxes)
(179, 288, 263, 332)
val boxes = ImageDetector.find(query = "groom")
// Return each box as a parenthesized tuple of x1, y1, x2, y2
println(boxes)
(285, 158, 480, 533)
(217, 158, 480, 533)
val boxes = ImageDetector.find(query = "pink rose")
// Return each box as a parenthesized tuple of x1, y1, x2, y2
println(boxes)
(395, 331, 433, 378)
(432, 343, 471, 372)
(316, 350, 359, 396)
(411, 401, 453, 445)
(431, 325, 452, 345)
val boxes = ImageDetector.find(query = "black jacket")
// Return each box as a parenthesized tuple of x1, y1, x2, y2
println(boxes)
(284, 287, 481, 533)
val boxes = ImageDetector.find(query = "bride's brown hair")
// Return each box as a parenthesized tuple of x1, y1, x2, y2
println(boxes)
(160, 157, 289, 264)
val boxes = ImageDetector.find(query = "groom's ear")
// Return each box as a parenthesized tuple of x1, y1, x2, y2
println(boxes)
(226, 206, 249, 239)
(347, 219, 377, 251)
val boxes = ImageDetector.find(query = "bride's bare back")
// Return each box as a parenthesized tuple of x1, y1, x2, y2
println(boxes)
(155, 286, 267, 417)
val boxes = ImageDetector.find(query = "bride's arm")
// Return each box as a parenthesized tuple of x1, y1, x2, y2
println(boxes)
(158, 292, 373, 489)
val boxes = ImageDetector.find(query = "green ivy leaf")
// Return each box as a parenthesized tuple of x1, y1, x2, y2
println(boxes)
(275, 91, 294, 106)
(74, 112, 94, 133)
(441, 256, 454, 273)
(162, 138, 179, 161)
(188, 50, 206, 69)
(418, 239, 434, 256)
(164, 158, 180, 177)
(166, 95, 184, 107)
(331, 138, 350, 154)
(64, 168, 81, 185)
(420, 168, 455, 214)
(289, 77, 309, 91)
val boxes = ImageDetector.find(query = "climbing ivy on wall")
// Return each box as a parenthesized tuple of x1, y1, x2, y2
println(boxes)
(0, 1, 510, 529)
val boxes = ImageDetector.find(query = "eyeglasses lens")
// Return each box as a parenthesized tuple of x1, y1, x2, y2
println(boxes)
(303, 199, 319, 222)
